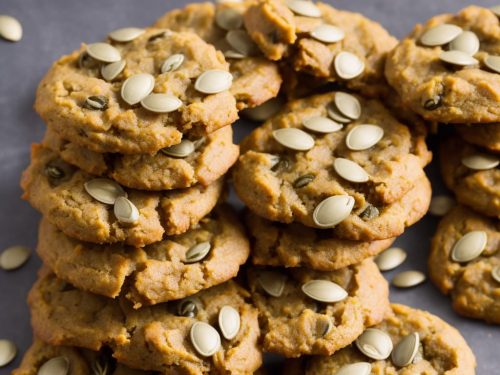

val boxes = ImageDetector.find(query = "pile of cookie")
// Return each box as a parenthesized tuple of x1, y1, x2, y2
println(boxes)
(12, 0, 498, 374)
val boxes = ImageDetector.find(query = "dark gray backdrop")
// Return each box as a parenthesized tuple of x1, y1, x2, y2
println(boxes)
(0, 0, 498, 373)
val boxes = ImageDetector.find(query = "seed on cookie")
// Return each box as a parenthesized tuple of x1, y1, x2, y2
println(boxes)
(301, 280, 348, 303)
(286, 0, 322, 18)
(492, 265, 500, 283)
(419, 24, 462, 46)
(484, 55, 500, 74)
(315, 318, 333, 338)
(161, 139, 195, 158)
(391, 332, 420, 367)
(374, 247, 407, 272)
(293, 174, 316, 189)
(218, 305, 241, 340)
(345, 124, 384, 151)
(449, 31, 480, 55)
(335, 362, 372, 375)
(101, 60, 126, 81)
(0, 245, 30, 271)
(257, 270, 287, 297)
(195, 70, 233, 94)
(140, 93, 182, 113)
(327, 102, 352, 123)
(84, 178, 127, 204)
(0, 339, 16, 367)
(272, 128, 315, 151)
(0, 15, 22, 42)
(215, 7, 243, 30)
(333, 158, 369, 183)
(177, 297, 200, 318)
(113, 196, 139, 224)
(310, 24, 345, 43)
(423, 95, 442, 110)
(84, 95, 109, 110)
(190, 321, 221, 357)
(451, 231, 487, 263)
(86, 42, 121, 63)
(355, 328, 393, 360)
(439, 50, 478, 66)
(37, 356, 70, 375)
(224, 49, 246, 59)
(303, 116, 342, 134)
(429, 195, 455, 216)
(392, 270, 426, 288)
(359, 204, 379, 221)
(184, 241, 211, 263)
(461, 153, 499, 170)
(161, 53, 185, 73)
(121, 73, 155, 105)
(334, 52, 365, 80)
(108, 27, 145, 42)
(313, 195, 355, 228)
(226, 30, 257, 56)
(334, 92, 361, 120)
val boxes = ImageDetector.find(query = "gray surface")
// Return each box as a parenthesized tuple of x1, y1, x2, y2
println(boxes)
(0, 0, 498, 373)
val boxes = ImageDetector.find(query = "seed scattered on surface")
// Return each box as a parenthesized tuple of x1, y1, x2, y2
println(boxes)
(293, 174, 315, 189)
(313, 195, 355, 228)
(114, 196, 139, 224)
(195, 70, 233, 94)
(301, 279, 348, 303)
(215, 8, 243, 30)
(327, 102, 352, 123)
(0, 339, 16, 367)
(242, 98, 284, 121)
(226, 29, 257, 56)
(374, 247, 407, 272)
(121, 73, 155, 105)
(161, 139, 195, 158)
(84, 95, 109, 110)
(316, 318, 332, 338)
(258, 271, 287, 297)
(419, 24, 462, 46)
(429, 195, 455, 216)
(84, 178, 127, 204)
(334, 52, 365, 80)
(0, 15, 22, 42)
(392, 332, 420, 367)
(177, 297, 200, 318)
(184, 242, 211, 264)
(0, 245, 30, 271)
(451, 231, 487, 263)
(461, 153, 499, 170)
(303, 116, 342, 134)
(310, 24, 344, 43)
(218, 305, 240, 340)
(392, 270, 426, 288)
(140, 93, 182, 113)
(334, 158, 369, 183)
(272, 128, 315, 151)
(439, 50, 478, 66)
(335, 92, 361, 120)
(86, 42, 121, 63)
(161, 54, 185, 73)
(449, 31, 480, 55)
(423, 96, 442, 110)
(190, 321, 221, 357)
(346, 124, 384, 151)
(492, 265, 500, 283)
(108, 27, 145, 42)
(101, 60, 126, 81)
(356, 328, 393, 360)
(286, 0, 322, 17)
(484, 55, 500, 74)
(335, 362, 372, 375)
(38, 356, 69, 375)
(359, 204, 379, 221)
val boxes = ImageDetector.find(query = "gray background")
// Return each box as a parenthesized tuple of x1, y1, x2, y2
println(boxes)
(0, 0, 499, 373)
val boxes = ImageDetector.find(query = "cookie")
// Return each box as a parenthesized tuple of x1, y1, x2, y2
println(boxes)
(457, 123, 500, 153)
(35, 29, 239, 154)
(429, 205, 500, 323)
(386, 6, 500, 124)
(284, 304, 476, 374)
(21, 145, 224, 246)
(247, 259, 390, 357)
(244, 0, 397, 97)
(42, 126, 239, 191)
(153, 1, 282, 110)
(440, 136, 499, 218)
(246, 211, 395, 270)
(29, 270, 262, 374)
(233, 92, 432, 240)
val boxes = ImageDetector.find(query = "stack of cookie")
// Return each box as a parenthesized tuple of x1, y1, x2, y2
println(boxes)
(387, 5, 500, 325)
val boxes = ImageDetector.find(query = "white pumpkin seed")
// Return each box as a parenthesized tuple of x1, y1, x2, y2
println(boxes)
(316, 318, 333, 337)
(161, 54, 185, 73)
(185, 242, 211, 263)
(429, 195, 455, 216)
(140, 93, 182, 113)
(101, 60, 126, 81)
(84, 178, 127, 204)
(38, 356, 70, 375)
(258, 271, 287, 297)
(449, 31, 480, 55)
(374, 247, 407, 272)
(335, 362, 372, 375)
(356, 328, 393, 360)
(226, 30, 257, 56)
(0, 339, 16, 367)
(484, 55, 500, 74)
(334, 158, 369, 183)
(346, 124, 384, 151)
(492, 265, 500, 283)
(114, 196, 139, 224)
(161, 139, 195, 158)
(310, 24, 344, 43)
(121, 73, 155, 105)
(334, 52, 365, 80)
(392, 332, 420, 367)
(420, 24, 462, 46)
(327, 102, 352, 123)
(272, 128, 315, 151)
(0, 245, 30, 270)
(303, 116, 342, 134)
(84, 95, 108, 110)
(195, 70, 233, 94)
(0, 15, 22, 42)
(491, 6, 500, 17)
(451, 231, 487, 263)
(392, 270, 426, 288)
(190, 322, 221, 357)
(293, 174, 315, 189)
(301, 279, 348, 303)
(242, 98, 284, 121)
(224, 49, 246, 59)
(108, 27, 145, 42)
(335, 92, 361, 120)
(313, 195, 355, 228)
(86, 43, 121, 63)
(215, 8, 243, 30)
(461, 153, 499, 170)
(218, 305, 240, 340)
(439, 50, 478, 66)
(286, 0, 322, 17)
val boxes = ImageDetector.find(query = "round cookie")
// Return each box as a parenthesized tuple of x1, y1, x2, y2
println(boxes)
(42, 126, 239, 191)
(284, 304, 476, 374)
(440, 136, 499, 218)
(20, 145, 224, 246)
(36, 29, 238, 154)
(29, 270, 262, 374)
(247, 259, 390, 357)
(233, 92, 432, 241)
(457, 123, 500, 153)
(243, 0, 398, 97)
(429, 205, 500, 324)
(386, 6, 500, 124)
(246, 211, 395, 270)
(153, 1, 282, 110)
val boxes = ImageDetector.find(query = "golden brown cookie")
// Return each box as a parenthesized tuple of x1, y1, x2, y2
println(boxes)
(429, 205, 500, 323)
(386, 6, 500, 124)
(21, 145, 224, 246)
(36, 29, 239, 154)
(153, 1, 282, 110)
(29, 270, 262, 374)
(457, 123, 500, 153)
(247, 259, 390, 357)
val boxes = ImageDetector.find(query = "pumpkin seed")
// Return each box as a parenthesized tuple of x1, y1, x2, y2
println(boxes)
(45, 165, 64, 179)
(423, 95, 442, 110)
(374, 247, 407, 272)
(303, 116, 342, 134)
(440, 50, 478, 66)
(108, 27, 144, 42)
(327, 102, 352, 123)
(419, 24, 462, 46)
(449, 31, 480, 55)
(484, 55, 500, 74)
(226, 30, 257, 56)
(359, 204, 379, 221)
(451, 231, 487, 263)
(114, 197, 139, 224)
(345, 124, 384, 151)
(86, 43, 121, 63)
(140, 93, 182, 113)
(334, 52, 365, 80)
(316, 318, 332, 337)
(392, 270, 426, 288)
(242, 97, 284, 121)
(413, 343, 424, 364)
(257, 271, 287, 297)
(392, 332, 420, 367)
(0, 245, 30, 270)
(355, 328, 393, 360)
(461, 153, 499, 170)
(429, 195, 455, 216)
(148, 30, 171, 42)
(84, 178, 127, 204)
(91, 355, 109, 375)
(195, 70, 233, 94)
(161, 139, 195, 158)
(335, 92, 361, 120)
(224, 49, 246, 59)
(215, 8, 243, 30)
(0, 339, 16, 367)
(293, 174, 315, 189)
(38, 356, 69, 375)
(272, 128, 315, 151)
(177, 297, 200, 318)
(184, 242, 211, 263)
(286, 0, 322, 17)
(492, 265, 500, 283)
(310, 24, 344, 43)
(270, 155, 291, 172)
(334, 158, 369, 183)
(190, 322, 221, 357)
(218, 305, 240, 340)
(0, 15, 22, 42)
(121, 73, 155, 105)
(301, 279, 348, 303)
(84, 95, 109, 110)
(313, 195, 355, 228)
(192, 137, 206, 150)
(161, 54, 185, 73)
(101, 60, 126, 81)
(335, 362, 372, 375)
